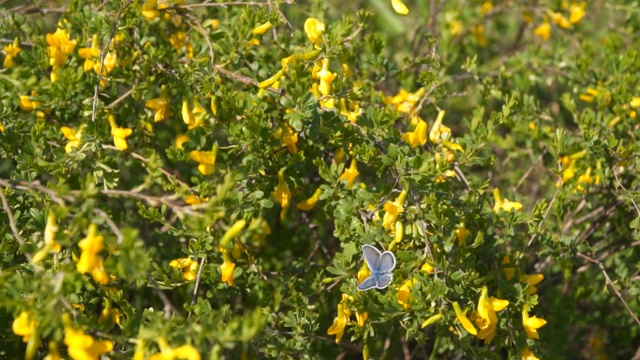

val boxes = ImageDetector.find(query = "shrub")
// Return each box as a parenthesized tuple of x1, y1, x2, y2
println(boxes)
(1, 0, 639, 359)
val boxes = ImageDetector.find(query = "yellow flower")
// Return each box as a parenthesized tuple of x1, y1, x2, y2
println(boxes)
(175, 134, 189, 149)
(450, 20, 463, 36)
(296, 187, 323, 211)
(44, 212, 60, 252)
(3, 40, 21, 68)
(421, 261, 435, 274)
(108, 114, 132, 150)
(388, 221, 404, 249)
(141, 0, 167, 21)
(77, 224, 110, 284)
(397, 278, 417, 309)
(19, 90, 40, 111)
(475, 286, 509, 344)
(209, 95, 218, 116)
(169, 31, 188, 54)
(502, 255, 515, 281)
(98, 51, 117, 75)
(429, 110, 450, 144)
(61, 125, 84, 154)
(220, 252, 235, 286)
(357, 261, 371, 285)
(492, 188, 522, 213)
(631, 97, 640, 108)
(452, 302, 477, 335)
(78, 35, 101, 72)
(148, 337, 201, 360)
(185, 194, 208, 205)
(421, 314, 444, 328)
(310, 83, 335, 108)
(317, 58, 337, 96)
(145, 86, 170, 122)
(382, 190, 407, 230)
(44, 341, 61, 360)
(46, 28, 77, 82)
(13, 311, 37, 342)
(219, 220, 247, 248)
(327, 294, 352, 343)
(32, 211, 61, 264)
(338, 159, 359, 188)
(534, 20, 551, 41)
(455, 223, 470, 246)
(520, 273, 544, 295)
(338, 98, 361, 123)
(522, 347, 540, 360)
(552, 12, 571, 29)
(355, 311, 368, 327)
(274, 171, 291, 219)
(569, 2, 586, 24)
(189, 146, 218, 175)
(98, 299, 122, 325)
(391, 0, 409, 15)
(402, 117, 428, 148)
(580, 87, 600, 103)
(274, 122, 298, 154)
(63, 315, 113, 360)
(470, 24, 487, 47)
(169, 257, 198, 281)
(182, 98, 205, 130)
(522, 305, 546, 339)
(252, 21, 272, 35)
(258, 70, 283, 89)
(480, 1, 493, 15)
(304, 18, 325, 48)
(386, 88, 425, 114)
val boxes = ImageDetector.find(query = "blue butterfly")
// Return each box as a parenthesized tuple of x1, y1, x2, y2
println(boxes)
(357, 244, 396, 291)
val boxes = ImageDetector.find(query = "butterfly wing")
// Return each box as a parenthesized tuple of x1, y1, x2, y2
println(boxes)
(357, 275, 379, 291)
(377, 251, 396, 273)
(362, 244, 381, 272)
(375, 273, 393, 289)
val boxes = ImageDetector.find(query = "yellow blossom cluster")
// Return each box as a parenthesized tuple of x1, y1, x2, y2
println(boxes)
(32, 212, 62, 265)
(534, 2, 586, 41)
(453, 286, 509, 344)
(46, 27, 77, 82)
(3, 38, 21, 68)
(557, 150, 599, 192)
(78, 34, 117, 86)
(327, 294, 368, 343)
(76, 224, 111, 285)
(169, 257, 199, 281)
(493, 188, 523, 213)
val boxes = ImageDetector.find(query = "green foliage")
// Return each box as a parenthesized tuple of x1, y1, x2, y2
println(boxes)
(1, 0, 640, 359)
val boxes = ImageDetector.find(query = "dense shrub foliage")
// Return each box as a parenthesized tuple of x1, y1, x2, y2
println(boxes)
(1, 0, 640, 359)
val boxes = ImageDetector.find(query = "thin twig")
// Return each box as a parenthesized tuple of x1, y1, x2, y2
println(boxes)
(188, 255, 207, 319)
(149, 277, 184, 319)
(91, 1, 132, 122)
(106, 83, 137, 110)
(516, 180, 561, 266)
(102, 144, 192, 190)
(94, 208, 124, 245)
(0, 189, 26, 248)
(577, 252, 640, 327)
(513, 150, 545, 191)
(613, 166, 640, 217)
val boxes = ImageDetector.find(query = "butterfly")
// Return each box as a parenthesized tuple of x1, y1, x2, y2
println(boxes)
(357, 244, 396, 291)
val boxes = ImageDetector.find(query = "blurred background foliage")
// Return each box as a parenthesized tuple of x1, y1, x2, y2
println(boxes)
(1, 0, 639, 359)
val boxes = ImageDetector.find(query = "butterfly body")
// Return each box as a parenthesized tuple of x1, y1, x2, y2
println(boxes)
(357, 244, 396, 291)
